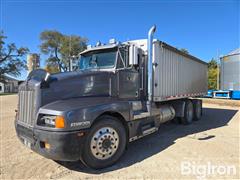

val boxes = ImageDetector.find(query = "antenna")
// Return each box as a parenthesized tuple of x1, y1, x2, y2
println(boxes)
(69, 36, 72, 71)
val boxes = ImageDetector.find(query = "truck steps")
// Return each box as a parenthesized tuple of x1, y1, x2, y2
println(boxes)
(129, 114, 158, 142)
(129, 126, 158, 142)
(133, 111, 150, 120)
(142, 127, 158, 136)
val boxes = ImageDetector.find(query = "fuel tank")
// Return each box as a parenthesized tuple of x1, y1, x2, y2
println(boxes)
(159, 105, 175, 123)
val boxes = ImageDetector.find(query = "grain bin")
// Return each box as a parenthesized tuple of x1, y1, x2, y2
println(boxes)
(220, 48, 240, 90)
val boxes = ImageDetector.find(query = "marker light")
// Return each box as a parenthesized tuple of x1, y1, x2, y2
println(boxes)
(55, 116, 65, 128)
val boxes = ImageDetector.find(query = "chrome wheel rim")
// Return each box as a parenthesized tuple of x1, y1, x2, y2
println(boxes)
(90, 127, 119, 160)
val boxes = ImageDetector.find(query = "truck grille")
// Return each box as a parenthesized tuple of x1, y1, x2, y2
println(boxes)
(18, 89, 36, 127)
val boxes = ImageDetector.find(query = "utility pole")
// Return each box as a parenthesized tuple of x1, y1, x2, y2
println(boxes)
(69, 36, 72, 71)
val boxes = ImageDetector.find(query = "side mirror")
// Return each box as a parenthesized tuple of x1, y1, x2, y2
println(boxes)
(129, 45, 138, 66)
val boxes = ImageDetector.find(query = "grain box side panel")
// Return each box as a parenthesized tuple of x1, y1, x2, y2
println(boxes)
(153, 41, 207, 101)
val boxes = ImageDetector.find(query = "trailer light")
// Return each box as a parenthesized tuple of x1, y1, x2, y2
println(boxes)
(55, 116, 65, 128)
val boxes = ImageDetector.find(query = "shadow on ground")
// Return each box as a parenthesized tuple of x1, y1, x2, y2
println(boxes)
(57, 107, 238, 174)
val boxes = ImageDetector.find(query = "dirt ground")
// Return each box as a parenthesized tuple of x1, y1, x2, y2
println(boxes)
(0, 95, 239, 179)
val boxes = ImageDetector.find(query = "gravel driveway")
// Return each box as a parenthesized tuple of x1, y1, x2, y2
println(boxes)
(0, 95, 239, 179)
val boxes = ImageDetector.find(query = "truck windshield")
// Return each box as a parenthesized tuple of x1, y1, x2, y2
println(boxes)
(79, 50, 117, 70)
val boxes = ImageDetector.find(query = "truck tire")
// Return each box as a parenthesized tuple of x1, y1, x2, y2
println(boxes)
(193, 100, 202, 121)
(180, 100, 194, 125)
(81, 115, 127, 169)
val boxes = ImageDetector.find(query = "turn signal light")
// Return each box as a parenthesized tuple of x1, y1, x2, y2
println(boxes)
(55, 116, 65, 128)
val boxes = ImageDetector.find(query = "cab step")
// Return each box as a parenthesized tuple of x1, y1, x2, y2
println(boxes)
(133, 111, 150, 120)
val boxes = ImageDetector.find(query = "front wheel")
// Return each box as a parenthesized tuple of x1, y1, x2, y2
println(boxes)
(81, 115, 127, 169)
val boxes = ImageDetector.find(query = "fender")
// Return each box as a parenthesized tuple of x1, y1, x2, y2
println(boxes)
(36, 96, 131, 131)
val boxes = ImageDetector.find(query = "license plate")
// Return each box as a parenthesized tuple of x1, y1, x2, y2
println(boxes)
(22, 137, 32, 148)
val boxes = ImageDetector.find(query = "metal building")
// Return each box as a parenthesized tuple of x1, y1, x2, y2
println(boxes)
(0, 75, 19, 93)
(27, 53, 40, 74)
(0, 82, 4, 93)
(220, 48, 240, 90)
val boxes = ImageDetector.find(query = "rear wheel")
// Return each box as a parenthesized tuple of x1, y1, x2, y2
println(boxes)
(193, 100, 202, 121)
(180, 100, 194, 125)
(81, 115, 126, 169)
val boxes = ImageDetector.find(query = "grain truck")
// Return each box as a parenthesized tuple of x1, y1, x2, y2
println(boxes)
(15, 26, 207, 169)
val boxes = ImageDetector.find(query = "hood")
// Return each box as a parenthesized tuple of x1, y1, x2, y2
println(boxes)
(40, 70, 115, 106)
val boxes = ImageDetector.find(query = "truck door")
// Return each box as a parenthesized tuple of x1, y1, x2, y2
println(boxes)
(116, 48, 140, 99)
(117, 68, 139, 99)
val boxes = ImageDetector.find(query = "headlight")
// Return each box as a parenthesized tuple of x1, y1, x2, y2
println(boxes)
(39, 115, 65, 128)
(40, 115, 55, 127)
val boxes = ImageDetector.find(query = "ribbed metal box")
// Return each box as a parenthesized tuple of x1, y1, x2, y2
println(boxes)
(220, 49, 240, 90)
(152, 40, 208, 101)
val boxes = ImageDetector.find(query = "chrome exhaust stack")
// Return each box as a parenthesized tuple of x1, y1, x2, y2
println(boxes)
(147, 25, 156, 115)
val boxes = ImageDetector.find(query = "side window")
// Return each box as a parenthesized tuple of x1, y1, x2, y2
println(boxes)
(118, 47, 129, 68)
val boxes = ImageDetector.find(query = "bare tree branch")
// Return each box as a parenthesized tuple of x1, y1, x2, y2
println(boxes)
(0, 32, 28, 80)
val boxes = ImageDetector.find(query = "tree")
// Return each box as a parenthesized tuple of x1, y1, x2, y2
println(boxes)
(0, 31, 29, 81)
(208, 58, 219, 90)
(179, 48, 189, 54)
(40, 30, 88, 72)
(45, 64, 59, 74)
(208, 58, 218, 69)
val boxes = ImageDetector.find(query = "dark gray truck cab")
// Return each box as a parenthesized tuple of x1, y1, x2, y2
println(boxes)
(15, 26, 206, 169)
